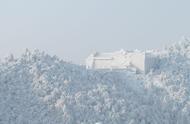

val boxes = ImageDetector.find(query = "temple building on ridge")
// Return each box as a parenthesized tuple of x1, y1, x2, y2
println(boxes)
(86, 49, 159, 74)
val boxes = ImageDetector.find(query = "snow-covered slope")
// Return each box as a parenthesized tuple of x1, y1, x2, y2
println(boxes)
(1, 40, 190, 124)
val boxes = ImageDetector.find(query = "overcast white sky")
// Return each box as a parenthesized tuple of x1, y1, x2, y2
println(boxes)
(0, 0, 190, 64)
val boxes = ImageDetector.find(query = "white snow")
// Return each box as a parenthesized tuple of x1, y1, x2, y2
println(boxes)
(86, 50, 159, 74)
(1, 39, 190, 123)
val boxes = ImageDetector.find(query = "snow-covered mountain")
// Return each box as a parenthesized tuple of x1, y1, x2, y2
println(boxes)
(1, 40, 190, 124)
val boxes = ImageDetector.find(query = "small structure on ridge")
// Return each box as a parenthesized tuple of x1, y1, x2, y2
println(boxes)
(86, 49, 159, 74)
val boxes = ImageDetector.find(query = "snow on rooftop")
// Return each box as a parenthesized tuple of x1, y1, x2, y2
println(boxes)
(86, 49, 159, 74)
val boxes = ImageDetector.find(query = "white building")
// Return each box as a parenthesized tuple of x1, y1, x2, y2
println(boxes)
(86, 50, 159, 74)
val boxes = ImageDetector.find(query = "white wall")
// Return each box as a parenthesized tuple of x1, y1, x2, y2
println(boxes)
(128, 52, 145, 73)
(86, 51, 158, 74)
(93, 54, 127, 69)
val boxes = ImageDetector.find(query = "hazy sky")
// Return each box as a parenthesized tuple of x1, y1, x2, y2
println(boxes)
(0, 0, 190, 63)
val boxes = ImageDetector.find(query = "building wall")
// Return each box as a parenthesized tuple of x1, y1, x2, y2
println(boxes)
(86, 51, 158, 74)
(93, 53, 128, 69)
(144, 53, 159, 73)
(128, 52, 145, 73)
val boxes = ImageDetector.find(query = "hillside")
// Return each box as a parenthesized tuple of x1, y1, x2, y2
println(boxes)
(1, 40, 190, 124)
